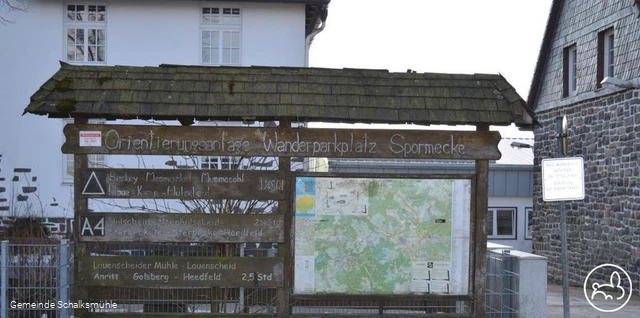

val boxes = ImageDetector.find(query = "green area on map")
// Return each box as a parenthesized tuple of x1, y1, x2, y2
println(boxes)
(295, 178, 453, 294)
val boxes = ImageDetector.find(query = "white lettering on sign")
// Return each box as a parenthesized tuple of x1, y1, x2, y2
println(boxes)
(389, 134, 466, 157)
(262, 132, 378, 156)
(102, 129, 469, 157)
(104, 129, 229, 152)
(183, 272, 221, 281)
(133, 272, 169, 282)
(84, 259, 283, 286)
(242, 272, 273, 282)
(80, 131, 102, 147)
(80, 127, 496, 159)
(94, 273, 119, 280)
(81, 217, 104, 236)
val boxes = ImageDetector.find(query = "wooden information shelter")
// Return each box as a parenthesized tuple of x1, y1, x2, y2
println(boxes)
(24, 63, 532, 317)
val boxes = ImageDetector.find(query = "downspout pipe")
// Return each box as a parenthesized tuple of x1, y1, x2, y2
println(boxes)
(304, 6, 328, 67)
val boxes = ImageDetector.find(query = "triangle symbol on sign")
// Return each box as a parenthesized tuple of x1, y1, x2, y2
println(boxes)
(82, 171, 105, 195)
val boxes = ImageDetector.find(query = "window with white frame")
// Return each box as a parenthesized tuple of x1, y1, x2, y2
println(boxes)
(597, 28, 615, 86)
(197, 121, 240, 170)
(63, 119, 106, 183)
(200, 156, 240, 170)
(200, 6, 241, 65)
(525, 207, 533, 240)
(65, 3, 107, 63)
(563, 45, 577, 97)
(604, 29, 614, 77)
(569, 47, 577, 94)
(486, 207, 517, 239)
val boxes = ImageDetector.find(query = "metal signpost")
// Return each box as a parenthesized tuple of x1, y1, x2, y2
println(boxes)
(541, 116, 585, 318)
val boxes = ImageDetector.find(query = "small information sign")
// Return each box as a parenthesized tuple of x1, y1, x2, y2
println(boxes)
(542, 157, 585, 201)
(79, 131, 102, 147)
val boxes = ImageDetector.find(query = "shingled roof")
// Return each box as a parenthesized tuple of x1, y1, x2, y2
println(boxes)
(527, 0, 562, 109)
(25, 62, 532, 127)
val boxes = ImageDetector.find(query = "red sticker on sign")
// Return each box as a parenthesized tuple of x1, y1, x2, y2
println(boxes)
(79, 131, 102, 147)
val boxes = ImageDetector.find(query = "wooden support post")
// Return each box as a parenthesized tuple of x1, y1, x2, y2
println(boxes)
(72, 117, 89, 318)
(277, 119, 292, 318)
(472, 124, 490, 317)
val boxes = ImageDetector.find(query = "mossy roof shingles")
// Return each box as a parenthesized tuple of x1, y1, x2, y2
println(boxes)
(25, 62, 532, 127)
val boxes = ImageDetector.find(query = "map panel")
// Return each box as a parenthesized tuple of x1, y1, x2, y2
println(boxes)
(294, 177, 470, 295)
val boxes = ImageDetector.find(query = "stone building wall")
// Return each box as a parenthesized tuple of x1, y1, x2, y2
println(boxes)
(532, 88, 640, 293)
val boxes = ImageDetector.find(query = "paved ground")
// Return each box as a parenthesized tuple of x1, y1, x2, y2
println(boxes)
(546, 282, 640, 317)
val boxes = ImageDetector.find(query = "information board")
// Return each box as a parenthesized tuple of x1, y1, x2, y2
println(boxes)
(542, 157, 585, 201)
(293, 177, 471, 295)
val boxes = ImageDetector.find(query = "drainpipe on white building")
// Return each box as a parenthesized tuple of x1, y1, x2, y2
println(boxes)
(304, 7, 328, 67)
(302, 7, 328, 172)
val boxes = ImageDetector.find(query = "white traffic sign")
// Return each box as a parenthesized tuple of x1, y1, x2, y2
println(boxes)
(542, 157, 585, 201)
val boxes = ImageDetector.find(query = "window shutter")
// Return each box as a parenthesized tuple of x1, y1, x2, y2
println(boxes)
(563, 47, 569, 97)
(596, 30, 605, 88)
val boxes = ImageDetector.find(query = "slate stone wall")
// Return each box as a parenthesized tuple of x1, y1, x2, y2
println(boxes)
(535, 0, 640, 112)
(533, 89, 640, 294)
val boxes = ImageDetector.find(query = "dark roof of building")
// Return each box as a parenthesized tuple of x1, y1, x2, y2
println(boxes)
(25, 62, 532, 127)
(527, 0, 563, 109)
(237, 0, 329, 3)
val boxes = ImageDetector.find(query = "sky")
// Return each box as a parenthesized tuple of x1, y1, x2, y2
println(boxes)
(308, 0, 553, 137)
(310, 0, 553, 99)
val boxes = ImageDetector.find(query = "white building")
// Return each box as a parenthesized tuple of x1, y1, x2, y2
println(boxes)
(0, 0, 329, 222)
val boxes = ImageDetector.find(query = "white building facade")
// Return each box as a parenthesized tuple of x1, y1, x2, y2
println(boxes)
(0, 0, 328, 221)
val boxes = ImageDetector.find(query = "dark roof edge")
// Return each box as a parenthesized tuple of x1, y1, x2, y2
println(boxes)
(527, 0, 563, 111)
(496, 73, 536, 128)
(25, 63, 528, 127)
(216, 0, 330, 4)
(59, 61, 512, 78)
